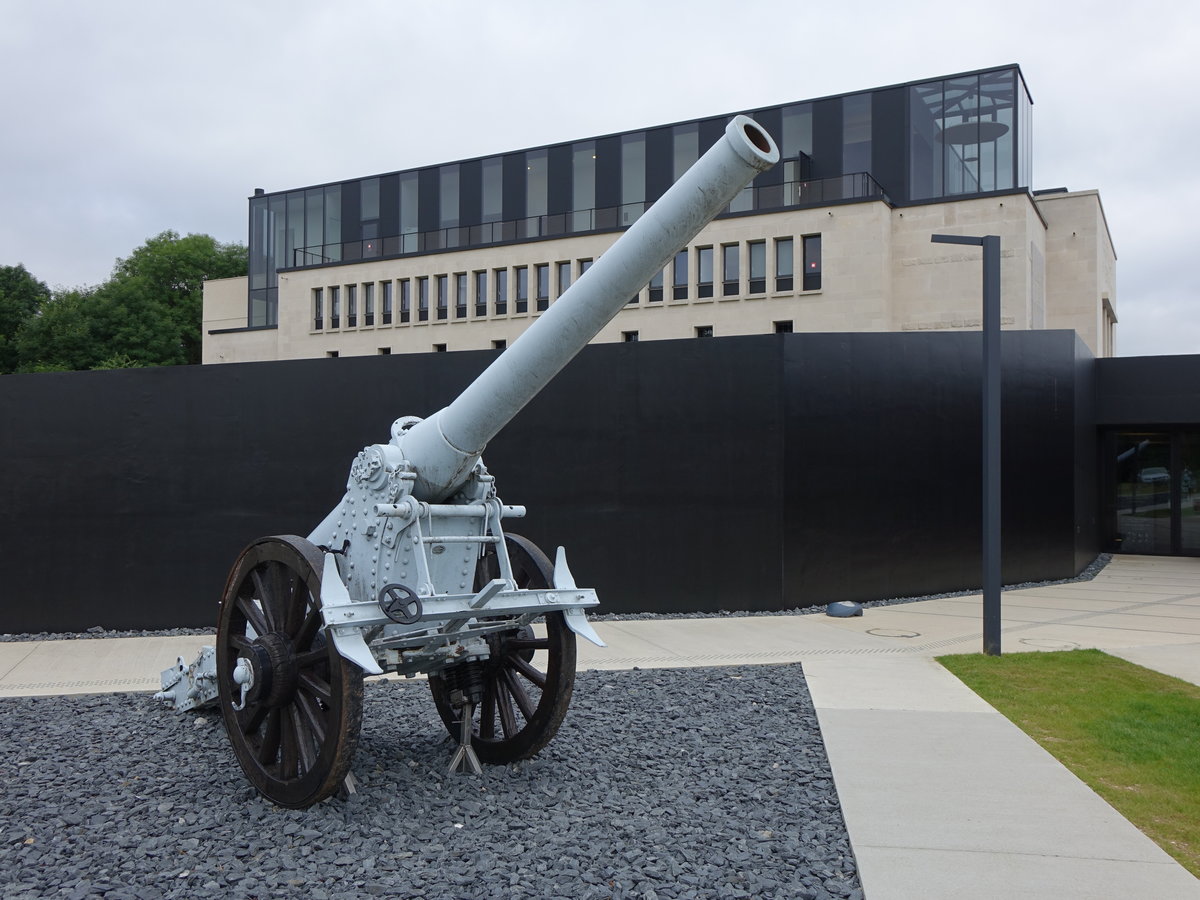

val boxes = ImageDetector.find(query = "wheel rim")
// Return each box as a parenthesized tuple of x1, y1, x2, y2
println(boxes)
(217, 535, 363, 808)
(429, 533, 577, 764)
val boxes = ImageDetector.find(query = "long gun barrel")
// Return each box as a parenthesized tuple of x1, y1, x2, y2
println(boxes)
(398, 115, 779, 500)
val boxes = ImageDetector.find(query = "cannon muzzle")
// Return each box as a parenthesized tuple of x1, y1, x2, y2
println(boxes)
(399, 115, 779, 499)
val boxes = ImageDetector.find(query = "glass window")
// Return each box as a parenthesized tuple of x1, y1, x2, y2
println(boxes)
(321, 185, 341, 263)
(908, 69, 1020, 201)
(981, 68, 1018, 193)
(775, 238, 794, 292)
(748, 241, 766, 293)
(621, 132, 645, 225)
(781, 103, 813, 159)
(474, 270, 487, 317)
(526, 149, 548, 220)
(437, 275, 448, 320)
(382, 280, 393, 325)
(455, 273, 467, 319)
(400, 279, 411, 323)
(304, 188, 323, 266)
(249, 196, 268, 291)
(697, 246, 713, 298)
(363, 282, 375, 326)
(493, 339, 506, 350)
(580, 258, 593, 275)
(648, 269, 663, 303)
(418, 277, 429, 321)
(346, 284, 358, 327)
(722, 244, 739, 296)
(1113, 433, 1173, 555)
(572, 141, 595, 232)
(330, 285, 341, 329)
(623, 330, 639, 343)
(481, 157, 503, 224)
(695, 325, 713, 338)
(286, 191, 304, 269)
(400, 172, 419, 252)
(673, 249, 688, 300)
(362, 219, 379, 258)
(269, 194, 286, 287)
(312, 287, 323, 330)
(515, 266, 528, 313)
(803, 234, 822, 291)
(440, 164, 459, 229)
(673, 123, 699, 180)
(494, 268, 508, 315)
(842, 94, 872, 174)
(774, 320, 793, 334)
(729, 183, 753, 214)
(557, 261, 571, 297)
(536, 263, 549, 311)
(361, 178, 380, 221)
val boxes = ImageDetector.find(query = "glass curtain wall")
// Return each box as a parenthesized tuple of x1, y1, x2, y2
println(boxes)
(243, 66, 1028, 326)
(908, 67, 1027, 201)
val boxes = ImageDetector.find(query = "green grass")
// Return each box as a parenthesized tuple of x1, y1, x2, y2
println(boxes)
(938, 649, 1200, 876)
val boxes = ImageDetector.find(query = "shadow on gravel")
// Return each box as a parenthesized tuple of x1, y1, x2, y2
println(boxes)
(1, 665, 861, 900)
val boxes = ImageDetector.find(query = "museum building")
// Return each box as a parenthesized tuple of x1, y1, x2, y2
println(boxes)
(202, 64, 1118, 364)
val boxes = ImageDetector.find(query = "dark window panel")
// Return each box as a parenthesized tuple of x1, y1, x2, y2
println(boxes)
(803, 234, 822, 291)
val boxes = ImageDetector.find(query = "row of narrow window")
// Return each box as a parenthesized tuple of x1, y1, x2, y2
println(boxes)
(312, 235, 820, 331)
(331, 320, 797, 358)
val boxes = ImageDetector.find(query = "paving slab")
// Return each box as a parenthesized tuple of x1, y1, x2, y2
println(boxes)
(0, 635, 214, 697)
(0, 641, 41, 682)
(1109, 641, 1200, 686)
(805, 655, 1200, 899)
(855, 846, 1200, 900)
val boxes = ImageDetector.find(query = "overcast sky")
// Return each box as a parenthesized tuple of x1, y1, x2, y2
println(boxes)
(2, 0, 1197, 357)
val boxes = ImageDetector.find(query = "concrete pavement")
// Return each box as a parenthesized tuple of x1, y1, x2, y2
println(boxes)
(4, 553, 1200, 898)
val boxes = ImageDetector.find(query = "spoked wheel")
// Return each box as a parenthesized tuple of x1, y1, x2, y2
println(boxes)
(216, 535, 363, 808)
(428, 533, 577, 764)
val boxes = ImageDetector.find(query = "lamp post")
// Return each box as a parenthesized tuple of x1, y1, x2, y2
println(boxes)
(931, 233, 1002, 656)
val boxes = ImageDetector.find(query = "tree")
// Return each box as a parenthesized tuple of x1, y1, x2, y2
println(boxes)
(15, 279, 189, 372)
(110, 231, 247, 365)
(14, 288, 102, 372)
(0, 264, 51, 373)
(8, 230, 247, 373)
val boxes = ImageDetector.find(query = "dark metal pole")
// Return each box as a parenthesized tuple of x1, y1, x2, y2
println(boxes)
(931, 233, 1002, 655)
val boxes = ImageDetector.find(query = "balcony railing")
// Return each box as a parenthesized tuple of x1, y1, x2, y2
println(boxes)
(288, 172, 888, 270)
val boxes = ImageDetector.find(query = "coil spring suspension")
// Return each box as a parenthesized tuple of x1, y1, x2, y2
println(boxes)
(443, 660, 485, 709)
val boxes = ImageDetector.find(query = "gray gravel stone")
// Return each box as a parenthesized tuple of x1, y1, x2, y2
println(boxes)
(0, 664, 858, 899)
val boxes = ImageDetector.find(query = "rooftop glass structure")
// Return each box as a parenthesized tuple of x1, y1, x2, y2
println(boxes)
(245, 65, 1031, 327)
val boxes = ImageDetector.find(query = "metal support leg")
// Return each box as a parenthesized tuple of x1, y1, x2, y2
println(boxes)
(447, 703, 483, 776)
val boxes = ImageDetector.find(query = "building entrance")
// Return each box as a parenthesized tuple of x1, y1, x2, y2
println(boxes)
(1104, 430, 1200, 556)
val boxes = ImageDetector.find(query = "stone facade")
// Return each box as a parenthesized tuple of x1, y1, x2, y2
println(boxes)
(204, 188, 1115, 363)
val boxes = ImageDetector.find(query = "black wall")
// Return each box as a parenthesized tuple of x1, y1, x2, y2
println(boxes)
(1095, 354, 1200, 426)
(0, 332, 1094, 633)
(782, 331, 1094, 604)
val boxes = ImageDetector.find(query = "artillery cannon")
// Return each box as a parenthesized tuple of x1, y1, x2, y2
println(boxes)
(205, 116, 778, 807)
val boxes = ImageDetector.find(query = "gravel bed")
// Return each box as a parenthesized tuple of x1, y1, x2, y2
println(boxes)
(0, 665, 860, 900)
(0, 554, 1113, 642)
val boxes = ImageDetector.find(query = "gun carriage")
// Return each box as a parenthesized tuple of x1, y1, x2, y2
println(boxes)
(201, 117, 778, 808)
